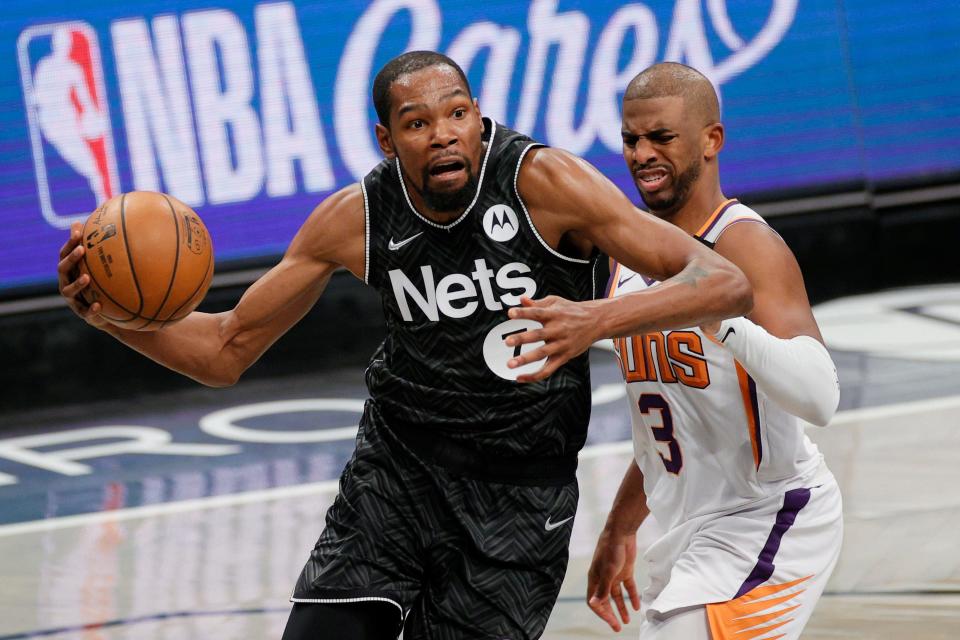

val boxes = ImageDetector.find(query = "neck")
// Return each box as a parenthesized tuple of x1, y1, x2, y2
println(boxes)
(406, 186, 467, 224)
(670, 178, 727, 236)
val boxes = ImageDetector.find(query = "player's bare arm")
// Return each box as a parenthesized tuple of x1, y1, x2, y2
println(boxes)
(58, 185, 366, 387)
(506, 147, 752, 382)
(587, 460, 648, 632)
(707, 221, 822, 341)
(705, 221, 839, 425)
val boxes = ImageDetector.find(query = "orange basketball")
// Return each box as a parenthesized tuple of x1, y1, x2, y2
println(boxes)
(77, 191, 214, 331)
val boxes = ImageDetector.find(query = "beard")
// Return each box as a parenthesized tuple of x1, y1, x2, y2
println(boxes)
(404, 158, 478, 213)
(638, 159, 701, 214)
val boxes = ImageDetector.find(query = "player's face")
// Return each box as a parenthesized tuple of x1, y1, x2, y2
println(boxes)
(377, 67, 484, 214)
(621, 96, 703, 215)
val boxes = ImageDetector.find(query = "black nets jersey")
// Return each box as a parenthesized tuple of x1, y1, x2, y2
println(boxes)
(363, 118, 602, 459)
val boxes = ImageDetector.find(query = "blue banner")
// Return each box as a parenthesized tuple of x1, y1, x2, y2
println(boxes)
(3, 0, 959, 293)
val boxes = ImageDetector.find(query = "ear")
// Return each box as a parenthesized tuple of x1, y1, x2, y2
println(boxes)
(375, 123, 395, 159)
(703, 122, 724, 160)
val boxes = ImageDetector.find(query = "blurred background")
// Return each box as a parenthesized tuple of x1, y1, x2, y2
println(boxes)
(1, 1, 959, 638)
(3, 0, 959, 407)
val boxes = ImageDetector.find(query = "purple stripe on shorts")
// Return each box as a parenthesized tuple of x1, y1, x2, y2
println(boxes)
(734, 487, 811, 598)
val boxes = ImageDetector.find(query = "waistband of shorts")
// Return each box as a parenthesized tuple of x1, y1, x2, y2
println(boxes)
(384, 420, 578, 486)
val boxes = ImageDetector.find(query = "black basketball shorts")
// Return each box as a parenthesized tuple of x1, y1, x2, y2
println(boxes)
(291, 401, 579, 639)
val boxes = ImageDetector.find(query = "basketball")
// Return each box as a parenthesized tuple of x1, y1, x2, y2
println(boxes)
(77, 191, 214, 331)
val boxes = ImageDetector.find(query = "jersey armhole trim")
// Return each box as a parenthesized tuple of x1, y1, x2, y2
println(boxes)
(711, 217, 774, 246)
(591, 253, 600, 299)
(513, 144, 591, 265)
(360, 178, 371, 284)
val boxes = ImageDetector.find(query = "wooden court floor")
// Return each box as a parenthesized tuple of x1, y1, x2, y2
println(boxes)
(2, 286, 960, 638)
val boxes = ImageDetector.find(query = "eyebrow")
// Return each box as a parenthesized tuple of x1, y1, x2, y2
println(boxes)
(621, 127, 674, 138)
(396, 88, 470, 119)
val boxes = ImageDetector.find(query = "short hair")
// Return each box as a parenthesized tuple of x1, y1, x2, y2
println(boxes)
(624, 62, 720, 125)
(372, 51, 472, 127)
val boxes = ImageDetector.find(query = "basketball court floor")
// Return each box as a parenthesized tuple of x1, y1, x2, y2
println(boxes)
(2, 284, 959, 639)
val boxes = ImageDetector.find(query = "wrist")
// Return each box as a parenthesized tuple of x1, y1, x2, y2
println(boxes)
(587, 299, 615, 342)
(603, 511, 646, 536)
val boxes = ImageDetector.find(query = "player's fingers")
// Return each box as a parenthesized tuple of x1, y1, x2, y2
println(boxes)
(79, 301, 103, 322)
(507, 305, 546, 321)
(612, 585, 630, 624)
(504, 327, 547, 347)
(514, 357, 562, 383)
(508, 343, 551, 369)
(625, 577, 641, 610)
(59, 223, 82, 260)
(60, 273, 91, 299)
(57, 245, 84, 275)
(588, 597, 623, 632)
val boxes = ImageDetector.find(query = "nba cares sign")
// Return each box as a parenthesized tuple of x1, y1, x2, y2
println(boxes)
(18, 23, 120, 228)
(15, 0, 797, 231)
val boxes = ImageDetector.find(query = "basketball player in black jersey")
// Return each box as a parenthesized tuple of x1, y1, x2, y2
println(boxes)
(57, 52, 751, 639)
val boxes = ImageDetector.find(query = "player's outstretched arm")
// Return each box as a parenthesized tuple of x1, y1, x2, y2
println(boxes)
(508, 148, 752, 382)
(587, 460, 648, 631)
(58, 185, 366, 387)
(703, 222, 839, 425)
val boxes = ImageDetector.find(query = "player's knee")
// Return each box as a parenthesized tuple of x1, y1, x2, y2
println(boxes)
(281, 602, 401, 640)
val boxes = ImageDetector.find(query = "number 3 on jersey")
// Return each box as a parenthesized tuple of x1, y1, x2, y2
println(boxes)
(638, 394, 683, 474)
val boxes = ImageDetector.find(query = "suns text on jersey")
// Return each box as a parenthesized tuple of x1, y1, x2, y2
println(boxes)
(612, 331, 710, 388)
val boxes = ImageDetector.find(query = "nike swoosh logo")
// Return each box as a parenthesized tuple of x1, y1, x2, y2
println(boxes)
(617, 274, 636, 288)
(544, 515, 574, 531)
(388, 233, 423, 251)
(720, 326, 736, 343)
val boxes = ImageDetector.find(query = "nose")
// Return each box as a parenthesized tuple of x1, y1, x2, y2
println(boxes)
(430, 118, 458, 149)
(631, 138, 657, 167)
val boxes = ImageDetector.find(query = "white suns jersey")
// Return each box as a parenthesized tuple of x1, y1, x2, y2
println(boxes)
(609, 199, 823, 531)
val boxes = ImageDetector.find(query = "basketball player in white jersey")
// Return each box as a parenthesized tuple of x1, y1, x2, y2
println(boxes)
(506, 63, 842, 639)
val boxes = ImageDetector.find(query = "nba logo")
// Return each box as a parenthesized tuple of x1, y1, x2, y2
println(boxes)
(17, 22, 120, 229)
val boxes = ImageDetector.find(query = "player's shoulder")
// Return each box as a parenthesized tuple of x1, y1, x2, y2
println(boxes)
(516, 146, 600, 206)
(298, 184, 364, 247)
(711, 202, 802, 283)
(310, 183, 364, 220)
(699, 200, 768, 244)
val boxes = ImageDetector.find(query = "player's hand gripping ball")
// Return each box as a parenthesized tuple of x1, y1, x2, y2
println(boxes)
(77, 191, 214, 330)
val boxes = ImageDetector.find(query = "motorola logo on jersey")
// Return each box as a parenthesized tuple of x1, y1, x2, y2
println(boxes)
(388, 259, 537, 322)
(482, 205, 520, 242)
(18, 22, 120, 229)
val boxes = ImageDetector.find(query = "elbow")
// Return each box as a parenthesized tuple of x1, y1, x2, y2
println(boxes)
(804, 404, 836, 428)
(808, 385, 840, 427)
(197, 354, 246, 388)
(800, 374, 840, 427)
(202, 373, 240, 388)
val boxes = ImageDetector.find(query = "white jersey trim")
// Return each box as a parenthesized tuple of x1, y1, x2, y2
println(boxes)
(512, 144, 591, 265)
(395, 119, 497, 231)
(289, 594, 403, 618)
(701, 202, 766, 245)
(360, 179, 371, 284)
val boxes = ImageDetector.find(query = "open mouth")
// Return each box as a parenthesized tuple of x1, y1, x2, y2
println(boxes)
(429, 158, 466, 178)
(635, 167, 670, 192)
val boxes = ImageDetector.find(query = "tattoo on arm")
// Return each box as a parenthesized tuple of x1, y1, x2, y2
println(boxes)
(676, 264, 709, 288)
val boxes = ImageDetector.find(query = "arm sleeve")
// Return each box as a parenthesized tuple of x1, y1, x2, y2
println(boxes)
(712, 317, 840, 426)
